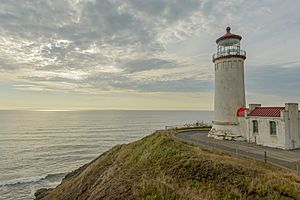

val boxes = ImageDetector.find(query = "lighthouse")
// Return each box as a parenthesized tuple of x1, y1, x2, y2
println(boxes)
(209, 27, 247, 140)
(206, 27, 300, 149)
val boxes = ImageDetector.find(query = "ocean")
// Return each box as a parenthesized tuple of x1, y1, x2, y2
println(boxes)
(0, 110, 212, 200)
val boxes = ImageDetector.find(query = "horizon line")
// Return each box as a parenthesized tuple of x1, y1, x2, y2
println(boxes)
(0, 108, 214, 112)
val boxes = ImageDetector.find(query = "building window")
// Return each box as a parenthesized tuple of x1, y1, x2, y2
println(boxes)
(252, 120, 258, 133)
(270, 121, 277, 135)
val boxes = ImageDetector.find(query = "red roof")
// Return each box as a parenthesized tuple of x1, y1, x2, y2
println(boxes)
(248, 107, 285, 117)
(237, 107, 249, 117)
(216, 27, 242, 43)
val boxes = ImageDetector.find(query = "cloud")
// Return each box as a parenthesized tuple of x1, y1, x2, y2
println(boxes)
(0, 0, 208, 93)
(0, 0, 299, 105)
(246, 62, 300, 99)
(123, 58, 177, 73)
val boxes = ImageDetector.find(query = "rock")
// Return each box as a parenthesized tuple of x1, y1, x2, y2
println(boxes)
(35, 188, 53, 200)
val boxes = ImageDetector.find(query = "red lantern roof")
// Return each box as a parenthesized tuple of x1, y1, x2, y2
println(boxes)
(248, 107, 285, 117)
(216, 27, 242, 44)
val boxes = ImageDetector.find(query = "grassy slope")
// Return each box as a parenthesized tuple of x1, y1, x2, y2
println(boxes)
(36, 130, 300, 200)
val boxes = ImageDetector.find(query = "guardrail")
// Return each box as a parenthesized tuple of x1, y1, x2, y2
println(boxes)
(212, 49, 246, 61)
(165, 122, 212, 131)
(175, 130, 300, 174)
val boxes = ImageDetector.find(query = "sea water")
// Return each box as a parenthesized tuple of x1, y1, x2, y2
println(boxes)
(0, 110, 212, 200)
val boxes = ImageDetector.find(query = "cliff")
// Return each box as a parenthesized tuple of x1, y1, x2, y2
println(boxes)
(35, 130, 300, 200)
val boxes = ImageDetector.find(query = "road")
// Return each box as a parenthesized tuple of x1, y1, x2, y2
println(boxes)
(175, 130, 300, 173)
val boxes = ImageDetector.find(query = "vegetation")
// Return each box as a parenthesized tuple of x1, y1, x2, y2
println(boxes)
(36, 130, 300, 200)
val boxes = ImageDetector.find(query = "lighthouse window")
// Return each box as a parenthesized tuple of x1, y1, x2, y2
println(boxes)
(252, 120, 258, 133)
(270, 121, 277, 135)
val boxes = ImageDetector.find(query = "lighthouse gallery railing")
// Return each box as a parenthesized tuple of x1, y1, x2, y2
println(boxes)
(213, 49, 246, 61)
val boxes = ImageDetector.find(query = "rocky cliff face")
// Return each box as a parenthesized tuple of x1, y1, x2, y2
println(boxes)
(35, 130, 300, 200)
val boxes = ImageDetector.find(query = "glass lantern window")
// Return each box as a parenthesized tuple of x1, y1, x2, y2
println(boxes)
(217, 42, 240, 54)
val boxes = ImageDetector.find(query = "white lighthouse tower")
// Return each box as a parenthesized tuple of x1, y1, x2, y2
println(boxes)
(209, 27, 246, 140)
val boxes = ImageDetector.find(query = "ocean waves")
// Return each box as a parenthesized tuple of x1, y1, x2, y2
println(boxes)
(0, 173, 65, 187)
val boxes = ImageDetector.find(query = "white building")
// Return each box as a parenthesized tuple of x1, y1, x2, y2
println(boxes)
(208, 27, 300, 150)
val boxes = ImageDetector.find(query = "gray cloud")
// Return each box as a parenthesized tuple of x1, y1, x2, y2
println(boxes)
(0, 0, 299, 101)
(123, 58, 177, 73)
(246, 62, 300, 98)
(0, 0, 207, 92)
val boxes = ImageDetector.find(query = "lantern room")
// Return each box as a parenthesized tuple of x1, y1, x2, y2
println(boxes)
(212, 27, 246, 62)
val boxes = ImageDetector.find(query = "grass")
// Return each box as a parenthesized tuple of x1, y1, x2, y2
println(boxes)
(36, 130, 300, 200)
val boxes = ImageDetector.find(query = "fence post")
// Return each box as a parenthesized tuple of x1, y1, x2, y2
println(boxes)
(264, 151, 267, 163)
(296, 161, 300, 174)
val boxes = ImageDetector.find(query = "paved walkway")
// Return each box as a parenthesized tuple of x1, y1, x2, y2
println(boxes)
(175, 130, 300, 172)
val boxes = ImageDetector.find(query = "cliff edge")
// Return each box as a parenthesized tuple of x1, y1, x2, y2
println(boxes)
(35, 130, 300, 200)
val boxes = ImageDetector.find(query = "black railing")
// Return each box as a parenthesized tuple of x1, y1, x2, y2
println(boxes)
(213, 49, 246, 61)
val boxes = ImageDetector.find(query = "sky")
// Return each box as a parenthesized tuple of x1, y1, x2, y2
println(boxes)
(0, 0, 300, 110)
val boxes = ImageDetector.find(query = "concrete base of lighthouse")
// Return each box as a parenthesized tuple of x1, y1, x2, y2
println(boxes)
(208, 123, 246, 141)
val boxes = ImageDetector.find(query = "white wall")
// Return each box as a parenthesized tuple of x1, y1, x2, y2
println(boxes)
(283, 103, 300, 149)
(238, 117, 248, 140)
(243, 117, 286, 149)
(255, 117, 285, 149)
(214, 57, 245, 124)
